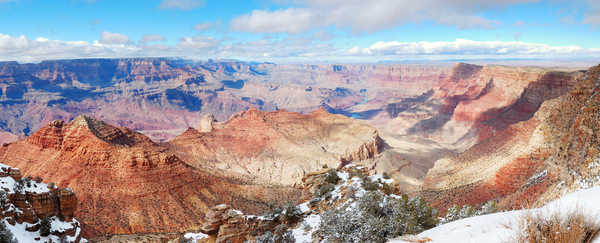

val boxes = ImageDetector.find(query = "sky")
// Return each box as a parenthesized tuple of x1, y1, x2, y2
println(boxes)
(0, 0, 600, 63)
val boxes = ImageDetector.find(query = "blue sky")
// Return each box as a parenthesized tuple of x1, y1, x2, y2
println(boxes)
(0, 0, 599, 63)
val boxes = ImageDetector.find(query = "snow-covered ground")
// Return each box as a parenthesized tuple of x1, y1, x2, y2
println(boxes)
(4, 217, 85, 243)
(183, 232, 209, 242)
(390, 186, 600, 243)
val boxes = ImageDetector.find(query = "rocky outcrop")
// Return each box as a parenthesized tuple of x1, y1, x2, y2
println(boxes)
(0, 116, 302, 238)
(170, 108, 384, 186)
(199, 114, 216, 133)
(197, 204, 278, 243)
(0, 163, 84, 242)
(417, 64, 591, 213)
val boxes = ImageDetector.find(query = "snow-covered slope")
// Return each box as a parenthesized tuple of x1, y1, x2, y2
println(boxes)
(390, 187, 600, 243)
(0, 162, 85, 243)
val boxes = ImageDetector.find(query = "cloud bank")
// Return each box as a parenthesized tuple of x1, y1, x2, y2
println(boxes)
(231, 0, 539, 33)
(1, 32, 599, 63)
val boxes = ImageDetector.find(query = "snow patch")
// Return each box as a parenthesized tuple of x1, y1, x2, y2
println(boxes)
(390, 186, 600, 243)
(184, 232, 209, 242)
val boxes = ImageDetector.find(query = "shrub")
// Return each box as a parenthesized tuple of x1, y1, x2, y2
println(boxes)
(440, 200, 498, 225)
(381, 182, 395, 195)
(0, 221, 17, 243)
(363, 179, 379, 191)
(13, 183, 23, 194)
(314, 183, 335, 198)
(318, 192, 438, 242)
(324, 169, 340, 184)
(518, 210, 600, 243)
(255, 225, 295, 243)
(280, 202, 302, 224)
(0, 191, 8, 209)
(349, 168, 365, 179)
(22, 177, 32, 188)
(264, 206, 283, 220)
(39, 217, 52, 236)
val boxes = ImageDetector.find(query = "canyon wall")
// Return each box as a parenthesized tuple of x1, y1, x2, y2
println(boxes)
(0, 108, 383, 238)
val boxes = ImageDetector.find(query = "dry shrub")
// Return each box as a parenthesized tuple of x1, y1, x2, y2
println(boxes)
(518, 209, 600, 243)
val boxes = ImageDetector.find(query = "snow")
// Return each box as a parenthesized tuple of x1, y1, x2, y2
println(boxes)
(23, 180, 51, 194)
(0, 171, 51, 194)
(291, 214, 321, 243)
(50, 216, 76, 233)
(337, 171, 349, 182)
(389, 186, 600, 243)
(184, 232, 209, 242)
(368, 174, 394, 184)
(0, 163, 11, 171)
(3, 217, 83, 243)
(298, 202, 311, 213)
(0, 176, 17, 193)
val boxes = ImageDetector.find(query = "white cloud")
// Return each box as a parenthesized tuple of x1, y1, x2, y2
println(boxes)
(159, 0, 204, 10)
(140, 34, 167, 44)
(99, 31, 129, 45)
(231, 8, 316, 34)
(230, 0, 538, 34)
(194, 22, 212, 31)
(348, 39, 592, 57)
(0, 33, 598, 63)
(178, 35, 220, 49)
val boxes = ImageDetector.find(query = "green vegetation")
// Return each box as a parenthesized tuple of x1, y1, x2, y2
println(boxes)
(0, 221, 16, 243)
(39, 217, 51, 236)
(318, 192, 438, 243)
(440, 200, 498, 225)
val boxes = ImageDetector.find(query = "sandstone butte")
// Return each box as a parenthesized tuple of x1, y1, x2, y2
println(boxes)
(0, 108, 384, 238)
(417, 64, 597, 213)
(169, 107, 383, 186)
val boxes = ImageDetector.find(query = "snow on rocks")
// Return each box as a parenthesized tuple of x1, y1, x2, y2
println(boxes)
(183, 232, 209, 242)
(291, 214, 321, 243)
(390, 186, 600, 243)
(3, 217, 85, 243)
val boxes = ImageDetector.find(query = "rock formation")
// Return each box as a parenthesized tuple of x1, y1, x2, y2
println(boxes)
(169, 108, 384, 186)
(0, 58, 449, 142)
(371, 63, 584, 192)
(199, 114, 216, 133)
(0, 163, 84, 242)
(417, 64, 597, 213)
(0, 115, 302, 238)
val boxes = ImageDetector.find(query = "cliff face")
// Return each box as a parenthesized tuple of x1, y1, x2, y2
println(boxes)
(368, 63, 583, 192)
(0, 115, 302, 238)
(169, 108, 384, 186)
(0, 163, 84, 242)
(417, 64, 593, 212)
(0, 59, 449, 142)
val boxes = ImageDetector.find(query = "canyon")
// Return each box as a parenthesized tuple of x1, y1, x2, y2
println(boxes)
(0, 58, 595, 240)
(0, 109, 382, 238)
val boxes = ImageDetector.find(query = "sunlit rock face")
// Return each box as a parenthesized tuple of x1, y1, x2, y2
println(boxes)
(0, 115, 302, 238)
(170, 108, 383, 186)
(0, 58, 449, 142)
